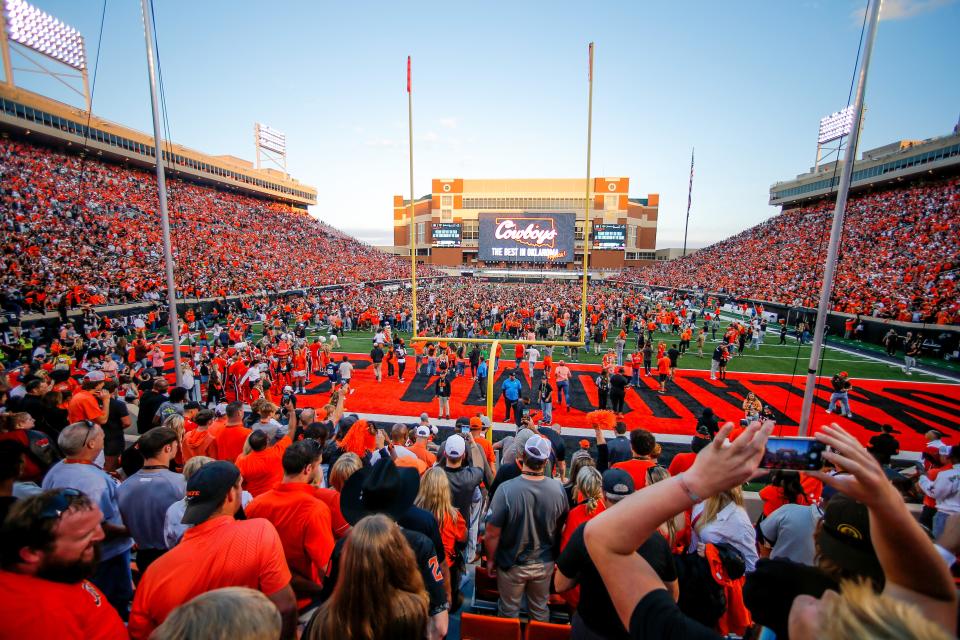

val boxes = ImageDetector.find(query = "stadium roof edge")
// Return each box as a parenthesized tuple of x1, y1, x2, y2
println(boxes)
(769, 130, 960, 207)
(0, 84, 317, 207)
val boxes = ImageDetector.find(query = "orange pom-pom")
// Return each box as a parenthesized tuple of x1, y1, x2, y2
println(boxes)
(586, 410, 617, 430)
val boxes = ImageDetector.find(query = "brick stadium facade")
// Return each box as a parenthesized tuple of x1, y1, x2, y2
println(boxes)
(392, 177, 658, 268)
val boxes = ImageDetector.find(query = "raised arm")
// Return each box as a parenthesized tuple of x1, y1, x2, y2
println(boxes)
(585, 421, 771, 629)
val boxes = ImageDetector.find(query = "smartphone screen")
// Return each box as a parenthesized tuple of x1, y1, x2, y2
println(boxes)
(760, 437, 826, 470)
(460, 426, 470, 434)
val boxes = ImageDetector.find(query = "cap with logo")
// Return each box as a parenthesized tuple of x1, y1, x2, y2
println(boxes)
(84, 370, 106, 382)
(816, 494, 882, 581)
(602, 468, 635, 501)
(414, 425, 431, 438)
(181, 461, 241, 525)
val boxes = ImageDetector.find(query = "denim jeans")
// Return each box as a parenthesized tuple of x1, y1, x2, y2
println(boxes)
(556, 380, 569, 406)
(828, 392, 850, 415)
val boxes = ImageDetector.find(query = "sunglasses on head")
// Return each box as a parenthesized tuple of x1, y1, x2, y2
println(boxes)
(39, 488, 83, 520)
(80, 420, 97, 447)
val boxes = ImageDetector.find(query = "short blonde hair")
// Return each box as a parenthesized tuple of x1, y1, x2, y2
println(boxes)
(329, 452, 363, 492)
(822, 580, 952, 640)
(151, 587, 281, 640)
(182, 456, 214, 481)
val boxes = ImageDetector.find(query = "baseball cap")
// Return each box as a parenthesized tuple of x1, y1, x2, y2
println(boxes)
(445, 434, 466, 459)
(414, 425, 431, 438)
(524, 434, 551, 461)
(508, 370, 516, 376)
(214, 403, 228, 417)
(181, 461, 241, 525)
(84, 370, 105, 382)
(816, 494, 882, 582)
(283, 385, 294, 394)
(469, 416, 483, 430)
(602, 468, 635, 502)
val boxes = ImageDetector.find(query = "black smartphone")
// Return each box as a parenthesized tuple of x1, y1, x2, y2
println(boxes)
(760, 436, 827, 470)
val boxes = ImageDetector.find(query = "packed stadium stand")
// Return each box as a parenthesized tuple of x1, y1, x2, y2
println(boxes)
(623, 175, 960, 324)
(0, 136, 434, 310)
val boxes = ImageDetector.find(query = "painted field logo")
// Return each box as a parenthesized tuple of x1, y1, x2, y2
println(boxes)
(494, 218, 558, 248)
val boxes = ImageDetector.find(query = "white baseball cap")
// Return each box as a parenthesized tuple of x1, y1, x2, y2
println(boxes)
(444, 434, 466, 459)
(84, 370, 105, 382)
(414, 425, 431, 438)
(524, 435, 552, 461)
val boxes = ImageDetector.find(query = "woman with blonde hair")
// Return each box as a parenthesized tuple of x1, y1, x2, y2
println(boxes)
(307, 514, 428, 640)
(560, 466, 605, 549)
(690, 485, 758, 572)
(415, 467, 466, 608)
(646, 465, 691, 553)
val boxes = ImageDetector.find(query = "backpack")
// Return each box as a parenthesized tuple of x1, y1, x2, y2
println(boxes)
(26, 430, 61, 471)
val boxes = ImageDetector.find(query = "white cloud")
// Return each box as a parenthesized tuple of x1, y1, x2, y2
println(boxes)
(853, 0, 955, 22)
(439, 116, 459, 129)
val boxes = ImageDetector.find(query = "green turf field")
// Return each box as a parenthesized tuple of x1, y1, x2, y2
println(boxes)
(283, 325, 948, 384)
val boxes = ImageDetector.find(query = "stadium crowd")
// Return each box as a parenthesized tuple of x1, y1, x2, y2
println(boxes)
(622, 177, 960, 324)
(0, 138, 435, 312)
(0, 292, 958, 640)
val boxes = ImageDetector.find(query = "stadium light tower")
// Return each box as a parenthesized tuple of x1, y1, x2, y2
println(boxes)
(798, 0, 882, 436)
(254, 122, 287, 171)
(0, 0, 91, 111)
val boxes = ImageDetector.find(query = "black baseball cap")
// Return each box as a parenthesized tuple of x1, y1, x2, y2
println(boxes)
(181, 461, 241, 525)
(816, 494, 882, 582)
(602, 468, 635, 502)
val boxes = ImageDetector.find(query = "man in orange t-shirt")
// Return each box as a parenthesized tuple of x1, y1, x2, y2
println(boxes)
(235, 431, 293, 497)
(469, 417, 496, 469)
(656, 353, 671, 393)
(67, 371, 110, 425)
(213, 402, 250, 462)
(612, 429, 658, 490)
(246, 442, 335, 607)
(409, 425, 438, 466)
(128, 462, 296, 640)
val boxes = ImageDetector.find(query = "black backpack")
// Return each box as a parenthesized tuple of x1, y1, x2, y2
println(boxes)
(672, 542, 746, 629)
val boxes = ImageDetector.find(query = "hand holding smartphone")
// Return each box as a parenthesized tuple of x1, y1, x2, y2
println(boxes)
(760, 436, 827, 470)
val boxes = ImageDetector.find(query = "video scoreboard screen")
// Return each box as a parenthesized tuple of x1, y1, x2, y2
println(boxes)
(431, 222, 462, 247)
(592, 223, 626, 250)
(478, 212, 574, 263)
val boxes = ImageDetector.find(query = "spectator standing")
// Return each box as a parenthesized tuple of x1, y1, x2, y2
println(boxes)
(612, 429, 658, 490)
(606, 420, 632, 465)
(101, 380, 131, 473)
(235, 431, 293, 497)
(554, 360, 571, 408)
(609, 368, 629, 414)
(128, 461, 297, 639)
(501, 371, 522, 422)
(434, 370, 452, 420)
(920, 445, 960, 539)
(137, 378, 169, 434)
(117, 427, 185, 572)
(868, 424, 900, 465)
(245, 441, 335, 608)
(370, 343, 384, 383)
(213, 402, 251, 463)
(690, 486, 759, 572)
(484, 435, 569, 621)
(595, 370, 611, 409)
(903, 333, 921, 375)
(42, 422, 133, 616)
(826, 371, 853, 418)
(537, 377, 554, 425)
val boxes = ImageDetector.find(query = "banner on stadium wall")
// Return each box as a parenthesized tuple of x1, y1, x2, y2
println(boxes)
(593, 223, 626, 250)
(478, 212, 575, 263)
(431, 222, 462, 248)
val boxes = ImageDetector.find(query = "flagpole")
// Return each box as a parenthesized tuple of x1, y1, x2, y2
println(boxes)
(682, 147, 694, 257)
(798, 0, 881, 436)
(580, 42, 594, 344)
(407, 55, 418, 337)
(140, 0, 182, 386)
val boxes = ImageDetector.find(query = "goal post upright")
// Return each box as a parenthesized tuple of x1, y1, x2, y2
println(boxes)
(408, 44, 596, 431)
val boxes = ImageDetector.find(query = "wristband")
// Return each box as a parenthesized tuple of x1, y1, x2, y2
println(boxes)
(676, 473, 703, 504)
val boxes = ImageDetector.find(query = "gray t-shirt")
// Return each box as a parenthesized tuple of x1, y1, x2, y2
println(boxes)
(487, 475, 568, 569)
(339, 361, 354, 380)
(759, 503, 820, 566)
(117, 468, 186, 550)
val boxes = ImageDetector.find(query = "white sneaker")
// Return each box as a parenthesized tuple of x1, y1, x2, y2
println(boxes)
(845, 413, 853, 418)
(825, 409, 832, 414)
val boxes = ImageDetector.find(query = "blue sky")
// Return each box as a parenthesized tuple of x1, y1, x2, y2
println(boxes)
(17, 0, 960, 246)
